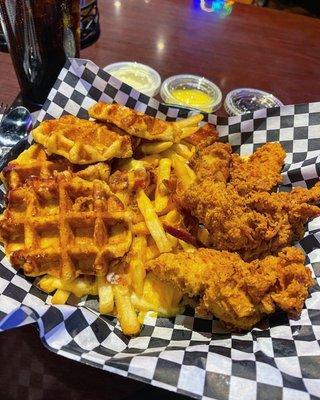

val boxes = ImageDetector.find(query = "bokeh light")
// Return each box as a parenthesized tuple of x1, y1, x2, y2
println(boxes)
(200, 0, 234, 16)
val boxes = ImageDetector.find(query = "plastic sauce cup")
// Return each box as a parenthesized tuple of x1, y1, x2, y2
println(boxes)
(103, 61, 161, 97)
(160, 74, 222, 113)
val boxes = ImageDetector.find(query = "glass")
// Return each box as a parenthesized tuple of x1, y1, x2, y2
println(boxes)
(80, 0, 100, 48)
(0, 0, 80, 105)
(0, 0, 99, 53)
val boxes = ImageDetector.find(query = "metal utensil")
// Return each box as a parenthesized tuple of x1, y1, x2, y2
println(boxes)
(0, 106, 33, 148)
(0, 102, 8, 123)
(0, 106, 33, 211)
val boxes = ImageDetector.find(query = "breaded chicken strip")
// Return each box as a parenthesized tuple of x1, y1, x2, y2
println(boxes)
(189, 140, 232, 182)
(147, 247, 314, 330)
(230, 142, 286, 195)
(182, 180, 320, 260)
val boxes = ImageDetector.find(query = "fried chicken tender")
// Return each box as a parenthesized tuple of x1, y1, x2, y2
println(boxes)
(147, 247, 314, 330)
(189, 141, 232, 182)
(182, 180, 320, 260)
(230, 142, 286, 195)
(177, 140, 320, 259)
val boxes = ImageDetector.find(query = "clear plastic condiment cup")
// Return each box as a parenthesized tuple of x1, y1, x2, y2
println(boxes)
(103, 61, 161, 97)
(160, 74, 222, 113)
(224, 88, 283, 116)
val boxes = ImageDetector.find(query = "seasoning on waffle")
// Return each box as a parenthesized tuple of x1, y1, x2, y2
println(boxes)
(1, 144, 73, 190)
(32, 115, 133, 164)
(89, 102, 203, 142)
(0, 172, 132, 280)
(1, 144, 111, 191)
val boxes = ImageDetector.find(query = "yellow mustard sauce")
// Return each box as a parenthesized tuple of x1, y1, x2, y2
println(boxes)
(171, 88, 214, 112)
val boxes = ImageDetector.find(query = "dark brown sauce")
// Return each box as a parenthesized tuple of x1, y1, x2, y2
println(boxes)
(0, 0, 80, 105)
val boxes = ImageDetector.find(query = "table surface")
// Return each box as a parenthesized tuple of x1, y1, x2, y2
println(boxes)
(1, 1, 320, 399)
(1, 0, 320, 111)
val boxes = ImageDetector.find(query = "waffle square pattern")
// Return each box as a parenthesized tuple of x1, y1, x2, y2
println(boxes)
(0, 171, 132, 279)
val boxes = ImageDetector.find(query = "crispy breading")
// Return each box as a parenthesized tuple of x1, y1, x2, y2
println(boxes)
(230, 142, 286, 195)
(32, 115, 132, 164)
(147, 247, 314, 330)
(189, 141, 232, 182)
(182, 180, 320, 260)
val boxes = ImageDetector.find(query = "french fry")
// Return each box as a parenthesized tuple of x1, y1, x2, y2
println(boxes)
(178, 126, 200, 140)
(171, 153, 196, 190)
(38, 275, 62, 293)
(117, 158, 145, 171)
(171, 143, 193, 160)
(113, 285, 140, 336)
(131, 294, 183, 317)
(69, 276, 98, 297)
(146, 236, 161, 260)
(181, 140, 196, 152)
(115, 190, 130, 206)
(129, 236, 147, 296)
(146, 245, 160, 260)
(130, 272, 183, 316)
(167, 233, 178, 248)
(161, 209, 183, 226)
(97, 276, 114, 314)
(174, 114, 203, 128)
(38, 275, 98, 297)
(155, 158, 171, 214)
(141, 141, 173, 155)
(139, 154, 160, 167)
(51, 289, 70, 304)
(132, 221, 149, 235)
(178, 239, 196, 252)
(136, 189, 172, 253)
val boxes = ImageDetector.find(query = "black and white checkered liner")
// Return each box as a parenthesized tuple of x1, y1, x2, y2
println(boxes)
(1, 58, 320, 400)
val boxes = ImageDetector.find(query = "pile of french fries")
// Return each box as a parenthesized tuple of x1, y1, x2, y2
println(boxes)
(38, 113, 207, 335)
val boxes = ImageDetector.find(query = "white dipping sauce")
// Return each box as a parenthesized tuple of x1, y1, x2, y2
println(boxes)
(104, 62, 161, 97)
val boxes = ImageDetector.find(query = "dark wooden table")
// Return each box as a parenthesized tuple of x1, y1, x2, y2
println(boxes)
(1, 1, 320, 399)
(1, 1, 320, 110)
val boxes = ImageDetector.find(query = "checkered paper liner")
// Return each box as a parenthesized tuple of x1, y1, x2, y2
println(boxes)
(1, 58, 320, 400)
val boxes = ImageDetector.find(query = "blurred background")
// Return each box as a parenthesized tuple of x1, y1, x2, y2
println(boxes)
(237, 0, 320, 17)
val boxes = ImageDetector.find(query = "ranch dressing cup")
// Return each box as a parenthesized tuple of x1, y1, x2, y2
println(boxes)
(104, 62, 161, 97)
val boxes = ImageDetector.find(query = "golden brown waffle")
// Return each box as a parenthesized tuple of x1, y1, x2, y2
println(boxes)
(2, 144, 112, 191)
(89, 102, 203, 142)
(0, 172, 132, 279)
(32, 115, 133, 164)
(2, 144, 73, 191)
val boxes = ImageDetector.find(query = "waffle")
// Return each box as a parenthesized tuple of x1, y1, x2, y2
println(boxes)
(0, 172, 132, 279)
(2, 144, 111, 191)
(89, 102, 203, 142)
(32, 115, 133, 164)
(1, 144, 73, 190)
